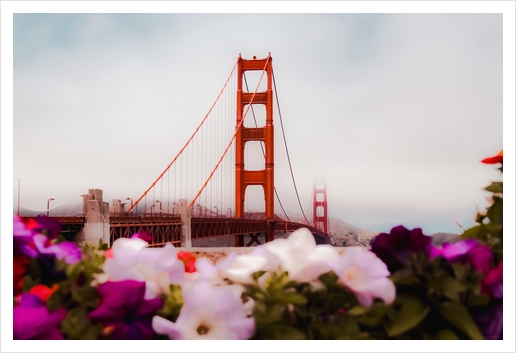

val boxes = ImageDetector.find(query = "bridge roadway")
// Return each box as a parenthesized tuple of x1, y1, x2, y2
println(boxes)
(28, 214, 329, 247)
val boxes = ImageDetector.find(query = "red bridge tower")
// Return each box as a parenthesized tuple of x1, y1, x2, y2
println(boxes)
(313, 181, 328, 234)
(235, 54, 274, 220)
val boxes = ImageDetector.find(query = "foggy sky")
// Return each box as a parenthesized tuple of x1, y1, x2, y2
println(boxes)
(7, 10, 506, 234)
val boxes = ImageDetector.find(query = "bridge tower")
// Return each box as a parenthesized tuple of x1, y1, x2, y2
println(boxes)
(235, 54, 274, 220)
(313, 181, 328, 234)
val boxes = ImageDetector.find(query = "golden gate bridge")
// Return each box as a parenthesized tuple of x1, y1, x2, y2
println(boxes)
(24, 54, 331, 247)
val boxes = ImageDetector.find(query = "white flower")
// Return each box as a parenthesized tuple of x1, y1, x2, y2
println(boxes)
(262, 228, 340, 282)
(102, 238, 184, 299)
(327, 246, 395, 306)
(152, 281, 255, 340)
(218, 251, 270, 284)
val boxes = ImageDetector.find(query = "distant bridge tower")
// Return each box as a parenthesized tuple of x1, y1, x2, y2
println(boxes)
(235, 54, 274, 220)
(313, 181, 328, 234)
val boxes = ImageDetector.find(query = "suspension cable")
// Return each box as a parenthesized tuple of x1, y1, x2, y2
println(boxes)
(243, 73, 291, 222)
(127, 57, 240, 212)
(272, 68, 310, 224)
(189, 56, 271, 209)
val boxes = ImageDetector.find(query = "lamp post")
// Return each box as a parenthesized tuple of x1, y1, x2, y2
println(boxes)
(227, 208, 232, 218)
(248, 210, 252, 219)
(214, 206, 219, 218)
(126, 197, 133, 215)
(47, 198, 55, 216)
(155, 200, 162, 216)
(150, 204, 156, 216)
(197, 204, 201, 217)
(13, 177, 20, 216)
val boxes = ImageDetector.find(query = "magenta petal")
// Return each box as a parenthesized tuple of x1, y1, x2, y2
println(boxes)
(131, 231, 152, 243)
(88, 280, 163, 340)
(133, 297, 164, 317)
(19, 293, 45, 308)
(100, 280, 146, 309)
(51, 241, 82, 264)
(14, 306, 66, 340)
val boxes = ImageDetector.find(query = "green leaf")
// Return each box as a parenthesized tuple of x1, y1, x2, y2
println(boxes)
(263, 324, 306, 340)
(431, 275, 469, 293)
(438, 302, 483, 340)
(251, 270, 266, 282)
(274, 292, 307, 305)
(356, 302, 387, 328)
(347, 305, 368, 316)
(467, 293, 490, 307)
(388, 297, 430, 337)
(435, 329, 459, 340)
(484, 182, 503, 194)
(61, 307, 101, 340)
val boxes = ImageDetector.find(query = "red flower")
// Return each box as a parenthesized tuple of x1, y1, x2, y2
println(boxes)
(177, 251, 197, 273)
(481, 150, 503, 164)
(29, 284, 59, 302)
(13, 252, 30, 296)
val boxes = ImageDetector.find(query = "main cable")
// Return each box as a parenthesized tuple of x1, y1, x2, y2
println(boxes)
(272, 68, 310, 224)
(243, 73, 291, 222)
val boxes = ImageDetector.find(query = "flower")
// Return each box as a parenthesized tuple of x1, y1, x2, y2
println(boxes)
(370, 225, 432, 273)
(13, 252, 30, 296)
(470, 301, 503, 340)
(33, 234, 82, 264)
(327, 247, 395, 306)
(31, 215, 62, 239)
(102, 238, 185, 299)
(481, 262, 503, 298)
(131, 231, 152, 243)
(218, 250, 269, 285)
(28, 284, 59, 302)
(13, 215, 38, 257)
(430, 238, 493, 274)
(13, 293, 66, 339)
(262, 227, 340, 282)
(177, 251, 197, 273)
(88, 280, 163, 340)
(196, 251, 238, 279)
(481, 150, 503, 164)
(152, 281, 254, 340)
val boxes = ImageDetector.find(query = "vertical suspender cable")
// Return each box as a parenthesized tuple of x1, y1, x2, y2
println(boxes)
(272, 68, 310, 224)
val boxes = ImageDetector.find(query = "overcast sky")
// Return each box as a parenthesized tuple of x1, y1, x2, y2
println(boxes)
(6, 9, 508, 234)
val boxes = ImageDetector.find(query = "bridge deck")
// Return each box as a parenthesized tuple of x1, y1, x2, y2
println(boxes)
(26, 215, 329, 247)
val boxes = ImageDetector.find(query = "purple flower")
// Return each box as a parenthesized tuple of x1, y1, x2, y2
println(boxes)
(471, 301, 503, 340)
(33, 234, 81, 264)
(13, 216, 38, 257)
(430, 239, 493, 274)
(370, 225, 432, 272)
(13, 293, 66, 340)
(88, 280, 163, 340)
(33, 215, 62, 240)
(131, 231, 152, 243)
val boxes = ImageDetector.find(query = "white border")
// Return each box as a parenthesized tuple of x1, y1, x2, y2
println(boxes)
(1, 1, 514, 352)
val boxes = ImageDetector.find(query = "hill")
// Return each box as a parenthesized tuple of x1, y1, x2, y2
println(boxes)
(328, 217, 378, 247)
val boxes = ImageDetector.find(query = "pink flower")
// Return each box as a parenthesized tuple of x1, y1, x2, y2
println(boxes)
(430, 239, 493, 274)
(482, 262, 503, 298)
(327, 247, 395, 306)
